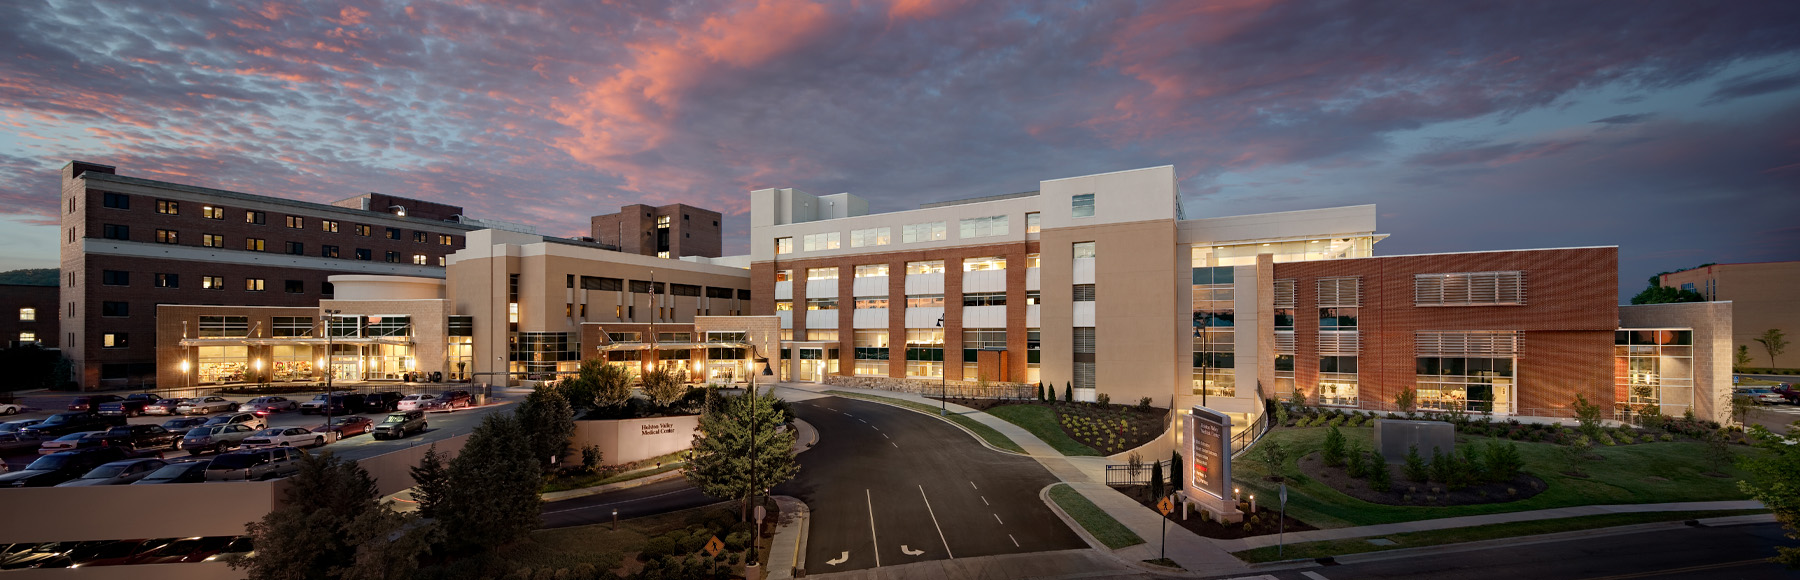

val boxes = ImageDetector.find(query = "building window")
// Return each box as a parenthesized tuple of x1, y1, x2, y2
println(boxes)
(774, 300, 793, 312)
(962, 328, 1006, 361)
(156, 199, 178, 215)
(1414, 271, 1526, 306)
(438, 256, 446, 267)
(386, 227, 400, 240)
(286, 241, 304, 255)
(902, 221, 947, 243)
(958, 215, 1009, 238)
(904, 328, 944, 378)
(413, 231, 426, 243)
(439, 234, 453, 245)
(101, 301, 128, 317)
(1073, 284, 1096, 301)
(202, 275, 224, 289)
(245, 278, 265, 292)
(101, 270, 129, 286)
(322, 245, 339, 258)
(1193, 266, 1236, 397)
(508, 302, 519, 324)
(905, 294, 944, 308)
(155, 229, 178, 244)
(805, 329, 837, 341)
(321, 282, 334, 296)
(774, 269, 793, 283)
(1071, 193, 1095, 218)
(963, 256, 1006, 271)
(1319, 356, 1359, 406)
(386, 251, 401, 263)
(1026, 290, 1040, 305)
(1026, 212, 1040, 233)
(1073, 241, 1096, 259)
(413, 254, 427, 265)
(963, 292, 1006, 307)
(807, 267, 838, 280)
(1025, 253, 1041, 268)
(246, 238, 266, 251)
(199, 315, 251, 338)
(1274, 279, 1296, 330)
(355, 248, 371, 261)
(321, 220, 339, 233)
(19, 307, 36, 321)
(202, 233, 223, 248)
(850, 227, 891, 248)
(155, 273, 178, 288)
(1614, 329, 1693, 418)
(356, 224, 371, 236)
(272, 316, 313, 337)
(775, 237, 793, 255)
(286, 216, 303, 228)
(18, 331, 36, 343)
(806, 297, 838, 310)
(103, 192, 129, 209)
(202, 205, 225, 219)
(906, 260, 945, 275)
(102, 333, 128, 348)
(280, 279, 304, 294)
(102, 224, 128, 240)
(802, 232, 840, 252)
(855, 296, 889, 309)
(245, 210, 265, 225)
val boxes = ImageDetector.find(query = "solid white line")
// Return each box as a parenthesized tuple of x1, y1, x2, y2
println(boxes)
(867, 489, 881, 568)
(1009, 534, 1019, 547)
(918, 485, 955, 559)
(993, 513, 1004, 525)
(981, 496, 989, 506)
(1301, 572, 1331, 580)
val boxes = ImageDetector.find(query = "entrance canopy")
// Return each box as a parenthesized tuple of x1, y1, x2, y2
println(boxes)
(177, 337, 414, 347)
(595, 341, 753, 352)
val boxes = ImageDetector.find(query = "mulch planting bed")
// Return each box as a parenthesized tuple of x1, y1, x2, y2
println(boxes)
(1297, 451, 1547, 507)
(931, 398, 1170, 454)
(1113, 484, 1316, 539)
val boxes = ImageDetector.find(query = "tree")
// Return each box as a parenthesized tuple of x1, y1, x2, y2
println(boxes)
(1149, 457, 1166, 500)
(1322, 426, 1347, 467)
(1064, 382, 1073, 403)
(565, 358, 635, 410)
(517, 384, 576, 468)
(641, 367, 686, 408)
(1755, 328, 1789, 368)
(1732, 395, 1758, 426)
(408, 445, 450, 519)
(1629, 276, 1704, 305)
(232, 451, 423, 580)
(686, 391, 799, 521)
(439, 412, 542, 552)
(1169, 450, 1183, 492)
(1125, 451, 1145, 480)
(1368, 452, 1392, 492)
(1394, 388, 1417, 415)
(1737, 426, 1800, 568)
(1288, 389, 1307, 412)
(1404, 444, 1429, 482)
(1736, 345, 1755, 371)
(1258, 439, 1289, 479)
(1560, 436, 1593, 477)
(1572, 393, 1603, 439)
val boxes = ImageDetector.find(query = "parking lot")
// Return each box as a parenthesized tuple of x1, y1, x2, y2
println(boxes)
(2, 385, 515, 474)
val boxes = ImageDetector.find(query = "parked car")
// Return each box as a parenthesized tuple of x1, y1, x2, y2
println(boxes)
(177, 396, 239, 415)
(371, 410, 427, 440)
(201, 412, 266, 430)
(396, 393, 437, 412)
(132, 459, 211, 485)
(18, 412, 124, 440)
(122, 536, 236, 565)
(36, 431, 108, 455)
(143, 398, 183, 416)
(1735, 387, 1785, 405)
(299, 392, 350, 415)
(66, 395, 123, 412)
(241, 427, 325, 449)
(0, 401, 21, 415)
(204, 447, 305, 481)
(93, 424, 182, 450)
(0, 541, 94, 570)
(0, 447, 128, 487)
(180, 423, 259, 455)
(435, 390, 473, 409)
(54, 458, 168, 486)
(359, 391, 404, 413)
(97, 393, 160, 417)
(312, 416, 373, 439)
(245, 396, 298, 416)
(0, 419, 44, 452)
(159, 417, 209, 436)
(65, 538, 177, 568)
(1771, 384, 1800, 404)
(315, 393, 367, 416)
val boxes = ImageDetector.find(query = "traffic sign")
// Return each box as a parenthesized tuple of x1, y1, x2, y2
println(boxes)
(704, 536, 724, 557)
(1279, 483, 1288, 507)
(1156, 496, 1175, 516)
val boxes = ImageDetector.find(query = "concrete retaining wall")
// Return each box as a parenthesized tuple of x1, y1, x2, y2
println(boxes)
(569, 415, 702, 466)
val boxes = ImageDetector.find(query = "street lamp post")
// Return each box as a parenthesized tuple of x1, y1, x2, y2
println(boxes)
(936, 316, 946, 415)
(322, 309, 342, 431)
(746, 355, 773, 567)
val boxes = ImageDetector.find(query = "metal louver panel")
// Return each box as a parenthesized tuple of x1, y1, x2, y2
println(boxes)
(1316, 277, 1361, 307)
(1274, 279, 1296, 308)
(1414, 271, 1525, 306)
(1274, 331, 1296, 354)
(1414, 331, 1521, 356)
(1318, 331, 1360, 354)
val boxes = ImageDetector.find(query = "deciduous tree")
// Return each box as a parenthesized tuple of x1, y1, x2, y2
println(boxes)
(233, 451, 424, 580)
(641, 367, 686, 408)
(685, 392, 799, 521)
(1755, 328, 1789, 368)
(517, 383, 575, 468)
(1738, 425, 1800, 568)
(439, 413, 542, 551)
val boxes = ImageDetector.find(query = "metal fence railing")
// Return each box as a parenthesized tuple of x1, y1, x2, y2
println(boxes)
(930, 382, 1037, 401)
(1229, 410, 1271, 458)
(1104, 459, 1174, 486)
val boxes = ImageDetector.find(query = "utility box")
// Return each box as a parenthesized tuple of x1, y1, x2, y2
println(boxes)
(1373, 419, 1454, 463)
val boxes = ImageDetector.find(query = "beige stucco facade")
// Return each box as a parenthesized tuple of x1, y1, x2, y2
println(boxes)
(1660, 261, 1800, 368)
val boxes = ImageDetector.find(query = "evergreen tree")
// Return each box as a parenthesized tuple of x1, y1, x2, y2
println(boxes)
(1149, 457, 1165, 500)
(1430, 447, 1451, 483)
(517, 384, 576, 468)
(1169, 450, 1183, 491)
(1322, 426, 1347, 467)
(408, 445, 450, 519)
(1369, 453, 1393, 492)
(1739, 425, 1800, 568)
(439, 413, 542, 551)
(686, 391, 800, 521)
(233, 451, 425, 580)
(1403, 444, 1430, 482)
(1064, 382, 1073, 403)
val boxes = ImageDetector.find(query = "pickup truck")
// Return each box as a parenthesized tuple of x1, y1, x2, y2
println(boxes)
(1771, 384, 1800, 404)
(19, 412, 126, 440)
(97, 394, 161, 417)
(93, 424, 183, 451)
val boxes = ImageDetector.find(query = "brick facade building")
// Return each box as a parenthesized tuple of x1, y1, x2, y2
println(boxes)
(0, 283, 59, 348)
(591, 203, 723, 259)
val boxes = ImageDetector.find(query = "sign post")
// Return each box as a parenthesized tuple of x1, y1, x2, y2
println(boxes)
(1156, 496, 1174, 561)
(1186, 406, 1244, 523)
(1278, 483, 1288, 558)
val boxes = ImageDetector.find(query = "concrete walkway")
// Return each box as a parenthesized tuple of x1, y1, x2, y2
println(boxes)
(771, 382, 1252, 576)
(1210, 499, 1767, 552)
(765, 495, 810, 580)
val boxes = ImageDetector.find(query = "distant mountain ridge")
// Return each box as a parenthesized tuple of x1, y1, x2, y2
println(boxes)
(0, 268, 58, 286)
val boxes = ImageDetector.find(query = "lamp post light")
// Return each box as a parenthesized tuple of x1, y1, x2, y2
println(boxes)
(180, 359, 190, 392)
(746, 355, 774, 567)
(936, 315, 946, 416)
(322, 309, 342, 430)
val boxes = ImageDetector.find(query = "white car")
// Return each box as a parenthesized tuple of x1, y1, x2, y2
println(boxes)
(396, 394, 437, 412)
(0, 402, 22, 415)
(37, 431, 106, 455)
(240, 427, 325, 449)
(177, 396, 239, 415)
(1735, 388, 1785, 405)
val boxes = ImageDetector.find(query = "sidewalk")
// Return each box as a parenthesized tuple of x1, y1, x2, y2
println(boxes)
(771, 382, 1251, 575)
(1210, 499, 1767, 552)
(765, 495, 810, 580)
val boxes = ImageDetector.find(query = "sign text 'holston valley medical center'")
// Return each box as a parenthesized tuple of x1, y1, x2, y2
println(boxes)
(640, 422, 677, 436)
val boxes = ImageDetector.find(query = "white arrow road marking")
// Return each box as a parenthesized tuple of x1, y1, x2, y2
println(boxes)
(827, 552, 849, 566)
(901, 545, 924, 556)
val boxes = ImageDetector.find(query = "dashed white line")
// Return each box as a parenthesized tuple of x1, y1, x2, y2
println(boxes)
(858, 419, 867, 423)
(1301, 572, 1331, 580)
(970, 481, 979, 490)
(1009, 534, 1019, 547)
(882, 433, 890, 439)
(993, 513, 1004, 525)
(891, 442, 899, 448)
(981, 496, 989, 506)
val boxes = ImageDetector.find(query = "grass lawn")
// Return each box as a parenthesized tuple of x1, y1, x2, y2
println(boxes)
(988, 404, 1103, 456)
(416, 502, 739, 579)
(1048, 484, 1145, 549)
(1232, 508, 1769, 563)
(825, 390, 1026, 453)
(1234, 426, 1755, 529)
(542, 450, 688, 493)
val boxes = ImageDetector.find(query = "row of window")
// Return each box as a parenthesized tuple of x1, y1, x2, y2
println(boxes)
(774, 255, 1044, 282)
(88, 192, 456, 245)
(94, 271, 331, 294)
(776, 210, 1073, 255)
(774, 290, 1043, 311)
(94, 225, 443, 265)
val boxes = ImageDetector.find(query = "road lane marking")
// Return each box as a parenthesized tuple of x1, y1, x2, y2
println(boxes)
(892, 442, 898, 448)
(866, 489, 881, 567)
(1009, 534, 1019, 547)
(826, 552, 849, 566)
(970, 481, 978, 490)
(918, 484, 955, 559)
(1301, 572, 1330, 580)
(981, 496, 989, 506)
(871, 425, 878, 430)
(993, 514, 1004, 525)
(901, 545, 924, 556)
(859, 419, 867, 423)
(883, 433, 890, 439)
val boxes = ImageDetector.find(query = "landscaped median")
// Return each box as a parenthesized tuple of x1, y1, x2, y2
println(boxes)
(1231, 509, 1770, 563)
(542, 450, 689, 495)
(1047, 483, 1146, 549)
(823, 390, 1026, 453)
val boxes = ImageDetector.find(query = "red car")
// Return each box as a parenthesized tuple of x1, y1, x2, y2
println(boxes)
(66, 395, 123, 413)
(312, 416, 374, 439)
(1772, 384, 1800, 404)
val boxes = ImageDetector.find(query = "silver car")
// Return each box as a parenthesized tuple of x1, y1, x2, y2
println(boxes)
(180, 423, 259, 455)
(201, 412, 266, 431)
(178, 396, 239, 415)
(204, 447, 305, 481)
(55, 458, 168, 486)
(37, 431, 106, 455)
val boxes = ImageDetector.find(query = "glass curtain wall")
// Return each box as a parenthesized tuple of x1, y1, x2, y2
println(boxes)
(1615, 330, 1693, 418)
(1415, 331, 1520, 414)
(1316, 277, 1362, 407)
(854, 330, 889, 376)
(905, 328, 944, 377)
(1192, 266, 1236, 397)
(197, 345, 249, 384)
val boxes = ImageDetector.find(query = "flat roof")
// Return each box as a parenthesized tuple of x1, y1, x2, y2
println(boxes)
(80, 172, 481, 232)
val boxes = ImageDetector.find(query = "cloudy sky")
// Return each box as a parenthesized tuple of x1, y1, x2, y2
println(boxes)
(2, 0, 1797, 299)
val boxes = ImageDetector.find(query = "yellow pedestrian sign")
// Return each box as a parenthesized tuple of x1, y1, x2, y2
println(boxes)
(704, 536, 724, 557)
(1156, 497, 1174, 516)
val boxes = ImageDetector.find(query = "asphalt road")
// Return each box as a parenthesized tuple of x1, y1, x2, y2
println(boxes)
(1244, 521, 1796, 580)
(539, 477, 722, 528)
(773, 395, 1084, 574)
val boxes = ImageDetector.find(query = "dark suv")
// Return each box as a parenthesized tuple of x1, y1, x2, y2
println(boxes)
(97, 394, 159, 417)
(94, 424, 182, 450)
(67, 395, 124, 413)
(317, 393, 367, 416)
(371, 410, 426, 440)
(19, 412, 125, 440)
(359, 391, 404, 413)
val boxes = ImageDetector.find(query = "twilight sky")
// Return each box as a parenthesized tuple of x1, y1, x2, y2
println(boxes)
(2, 0, 1797, 300)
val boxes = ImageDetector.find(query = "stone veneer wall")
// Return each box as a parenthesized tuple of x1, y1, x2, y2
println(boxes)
(823, 374, 1033, 398)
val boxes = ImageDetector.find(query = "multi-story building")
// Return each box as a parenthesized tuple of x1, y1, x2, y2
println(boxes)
(591, 203, 723, 259)
(0, 283, 59, 348)
(1658, 261, 1800, 368)
(59, 161, 477, 389)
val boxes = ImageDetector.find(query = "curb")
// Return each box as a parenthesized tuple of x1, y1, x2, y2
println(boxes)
(792, 418, 820, 455)
(540, 467, 687, 503)
(1039, 483, 1195, 578)
(766, 495, 810, 580)
(809, 389, 1031, 457)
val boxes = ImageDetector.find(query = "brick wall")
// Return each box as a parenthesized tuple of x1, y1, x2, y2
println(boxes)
(0, 284, 60, 347)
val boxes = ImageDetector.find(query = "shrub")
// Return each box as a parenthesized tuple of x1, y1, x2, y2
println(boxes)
(639, 536, 677, 561)
(1136, 397, 1153, 412)
(1659, 433, 1674, 442)
(1404, 445, 1430, 482)
(1599, 432, 1616, 446)
(1484, 442, 1524, 483)
(1096, 392, 1111, 406)
(1346, 443, 1370, 478)
(1429, 448, 1452, 483)
(1369, 455, 1392, 492)
(1322, 426, 1348, 467)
